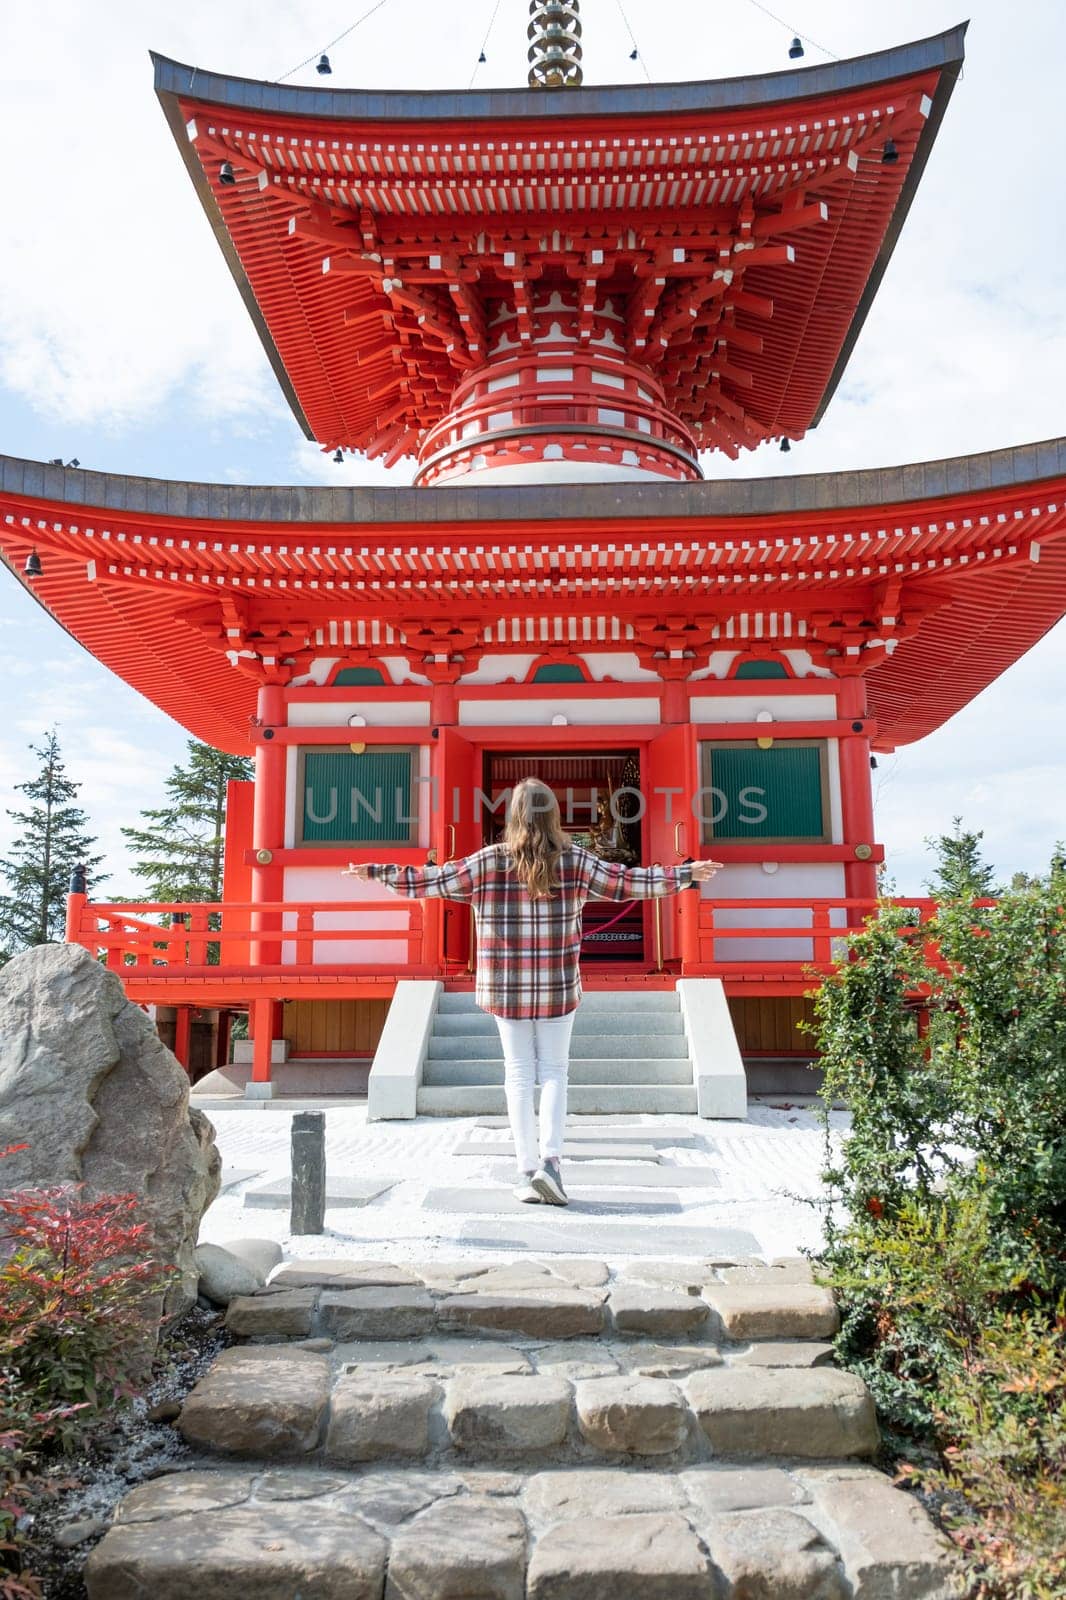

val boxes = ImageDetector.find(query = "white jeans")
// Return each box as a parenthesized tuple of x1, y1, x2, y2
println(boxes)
(494, 1012, 577, 1174)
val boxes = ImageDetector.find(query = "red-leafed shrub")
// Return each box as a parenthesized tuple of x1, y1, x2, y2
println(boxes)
(0, 1147, 174, 1593)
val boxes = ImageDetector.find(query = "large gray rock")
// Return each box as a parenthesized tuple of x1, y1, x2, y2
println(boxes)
(0, 944, 220, 1318)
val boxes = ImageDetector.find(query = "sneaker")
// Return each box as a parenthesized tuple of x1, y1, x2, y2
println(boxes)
(532, 1158, 568, 1207)
(512, 1172, 541, 1204)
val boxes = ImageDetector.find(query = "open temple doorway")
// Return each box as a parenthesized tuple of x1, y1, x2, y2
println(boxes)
(481, 749, 646, 963)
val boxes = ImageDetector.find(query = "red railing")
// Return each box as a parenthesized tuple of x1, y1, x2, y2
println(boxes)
(65, 894, 428, 976)
(67, 888, 946, 983)
(678, 894, 940, 975)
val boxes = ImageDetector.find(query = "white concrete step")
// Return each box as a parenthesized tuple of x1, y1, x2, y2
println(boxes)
(423, 1057, 694, 1087)
(436, 989, 680, 1014)
(432, 1011, 685, 1036)
(428, 1032, 689, 1061)
(417, 1084, 699, 1115)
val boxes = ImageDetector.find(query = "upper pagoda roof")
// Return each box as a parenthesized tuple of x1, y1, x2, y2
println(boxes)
(153, 25, 965, 464)
(2, 435, 1063, 756)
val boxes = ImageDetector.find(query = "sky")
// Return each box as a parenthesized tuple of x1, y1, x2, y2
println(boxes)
(0, 0, 1063, 896)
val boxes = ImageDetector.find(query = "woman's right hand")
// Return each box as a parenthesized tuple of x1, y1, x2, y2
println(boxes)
(343, 863, 373, 879)
(690, 860, 724, 883)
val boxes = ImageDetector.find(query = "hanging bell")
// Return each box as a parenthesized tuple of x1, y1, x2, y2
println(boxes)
(24, 549, 43, 579)
(789, 37, 804, 59)
(316, 53, 332, 75)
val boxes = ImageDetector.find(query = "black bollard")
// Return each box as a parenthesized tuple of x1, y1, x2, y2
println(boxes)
(290, 1111, 326, 1235)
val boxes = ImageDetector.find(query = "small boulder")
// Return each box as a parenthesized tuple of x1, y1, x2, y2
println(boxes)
(196, 1243, 265, 1306)
(223, 1238, 283, 1278)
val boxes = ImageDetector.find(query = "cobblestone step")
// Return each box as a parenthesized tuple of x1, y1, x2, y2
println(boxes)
(174, 1343, 878, 1466)
(86, 1460, 957, 1599)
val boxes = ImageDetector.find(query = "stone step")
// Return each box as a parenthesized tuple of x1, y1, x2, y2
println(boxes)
(437, 990, 680, 1013)
(427, 1032, 689, 1060)
(487, 1161, 720, 1189)
(454, 1138, 663, 1161)
(471, 1117, 701, 1142)
(433, 1011, 686, 1037)
(219, 1268, 840, 1346)
(171, 1345, 878, 1469)
(422, 1186, 684, 1216)
(423, 1057, 694, 1087)
(86, 1459, 957, 1600)
(418, 1084, 699, 1115)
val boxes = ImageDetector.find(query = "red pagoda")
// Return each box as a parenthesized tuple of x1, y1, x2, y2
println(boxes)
(2, 20, 1064, 1112)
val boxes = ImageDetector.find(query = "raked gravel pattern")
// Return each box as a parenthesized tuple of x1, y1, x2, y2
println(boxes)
(196, 1099, 848, 1264)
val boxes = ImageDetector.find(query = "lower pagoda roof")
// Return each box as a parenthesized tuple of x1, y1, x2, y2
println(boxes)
(1, 438, 1064, 755)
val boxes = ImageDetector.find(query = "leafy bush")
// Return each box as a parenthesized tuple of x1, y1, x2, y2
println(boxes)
(0, 1154, 172, 1593)
(811, 840, 1066, 1597)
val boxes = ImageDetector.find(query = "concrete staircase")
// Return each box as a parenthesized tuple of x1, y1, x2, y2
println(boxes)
(418, 991, 699, 1116)
(85, 1256, 957, 1597)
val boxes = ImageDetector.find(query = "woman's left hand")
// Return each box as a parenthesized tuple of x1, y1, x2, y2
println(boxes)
(344, 863, 373, 879)
(690, 860, 724, 882)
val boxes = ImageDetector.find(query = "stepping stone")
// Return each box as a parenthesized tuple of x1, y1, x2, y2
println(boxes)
(455, 1140, 662, 1162)
(528, 1512, 716, 1599)
(386, 1496, 527, 1600)
(218, 1167, 262, 1194)
(438, 1289, 606, 1340)
(457, 1220, 762, 1257)
(270, 1259, 424, 1290)
(488, 1162, 718, 1188)
(608, 1284, 710, 1338)
(472, 1118, 696, 1140)
(177, 1346, 330, 1457)
(445, 1374, 572, 1453)
(424, 1187, 682, 1216)
(244, 1177, 396, 1209)
(685, 1368, 879, 1458)
(703, 1284, 840, 1341)
(574, 1376, 687, 1455)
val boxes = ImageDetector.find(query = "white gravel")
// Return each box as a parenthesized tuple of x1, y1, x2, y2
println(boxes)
(195, 1098, 849, 1264)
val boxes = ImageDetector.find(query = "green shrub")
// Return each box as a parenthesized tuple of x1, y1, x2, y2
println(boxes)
(810, 842, 1066, 1597)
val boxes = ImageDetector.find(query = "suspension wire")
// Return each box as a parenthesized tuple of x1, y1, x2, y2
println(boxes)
(468, 0, 504, 88)
(276, 0, 394, 82)
(615, 0, 653, 82)
(740, 0, 839, 60)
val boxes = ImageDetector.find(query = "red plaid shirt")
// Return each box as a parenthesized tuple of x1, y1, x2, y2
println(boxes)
(369, 845, 694, 1019)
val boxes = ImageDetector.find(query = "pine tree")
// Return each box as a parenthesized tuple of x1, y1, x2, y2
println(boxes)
(120, 740, 253, 903)
(924, 816, 1000, 900)
(0, 730, 107, 953)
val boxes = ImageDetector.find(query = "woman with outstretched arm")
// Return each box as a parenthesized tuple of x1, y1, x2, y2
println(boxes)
(346, 777, 721, 1207)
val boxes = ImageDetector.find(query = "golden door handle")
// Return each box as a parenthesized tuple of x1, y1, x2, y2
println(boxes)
(444, 824, 456, 862)
(674, 821, 685, 857)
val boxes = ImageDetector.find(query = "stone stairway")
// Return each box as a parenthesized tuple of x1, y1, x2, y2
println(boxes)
(418, 991, 700, 1116)
(86, 1257, 957, 1597)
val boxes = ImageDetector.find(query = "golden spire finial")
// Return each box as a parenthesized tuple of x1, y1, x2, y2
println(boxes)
(527, 0, 583, 88)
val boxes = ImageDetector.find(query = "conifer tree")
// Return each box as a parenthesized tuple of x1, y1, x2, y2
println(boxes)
(924, 816, 1000, 899)
(121, 740, 253, 902)
(0, 730, 106, 954)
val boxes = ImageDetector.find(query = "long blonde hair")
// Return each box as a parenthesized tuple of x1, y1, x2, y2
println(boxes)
(502, 778, 572, 899)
